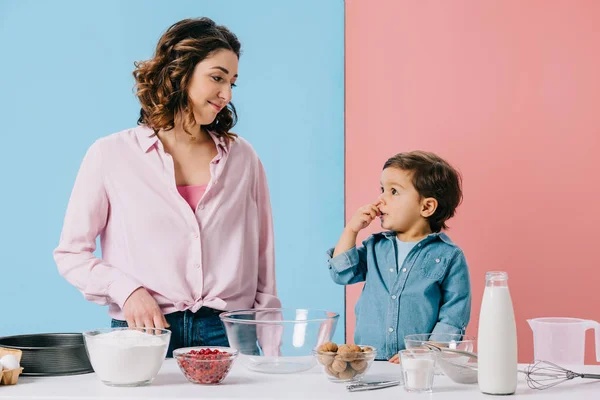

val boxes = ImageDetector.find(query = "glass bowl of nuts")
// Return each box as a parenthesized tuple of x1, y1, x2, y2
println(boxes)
(312, 342, 377, 383)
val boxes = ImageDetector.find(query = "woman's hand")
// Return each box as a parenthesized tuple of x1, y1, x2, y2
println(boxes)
(122, 287, 170, 329)
(388, 353, 400, 364)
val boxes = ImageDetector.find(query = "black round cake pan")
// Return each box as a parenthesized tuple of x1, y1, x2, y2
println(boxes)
(0, 333, 93, 376)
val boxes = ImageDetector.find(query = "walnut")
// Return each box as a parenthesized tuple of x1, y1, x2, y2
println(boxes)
(318, 341, 338, 353)
(361, 346, 374, 353)
(348, 344, 361, 353)
(325, 364, 338, 377)
(331, 359, 348, 373)
(338, 353, 356, 362)
(350, 359, 367, 371)
(338, 368, 356, 380)
(337, 344, 351, 352)
(336, 344, 358, 361)
(317, 354, 334, 366)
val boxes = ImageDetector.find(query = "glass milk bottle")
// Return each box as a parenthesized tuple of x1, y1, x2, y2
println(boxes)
(477, 271, 518, 395)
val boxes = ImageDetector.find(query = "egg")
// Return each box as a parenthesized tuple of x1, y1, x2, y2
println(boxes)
(0, 354, 20, 370)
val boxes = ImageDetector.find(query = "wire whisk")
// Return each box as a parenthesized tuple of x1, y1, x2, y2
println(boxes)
(524, 360, 600, 390)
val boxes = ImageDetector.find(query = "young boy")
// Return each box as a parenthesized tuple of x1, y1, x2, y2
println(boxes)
(327, 151, 471, 362)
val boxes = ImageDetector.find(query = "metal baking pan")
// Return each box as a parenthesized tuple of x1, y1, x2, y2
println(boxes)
(0, 333, 93, 376)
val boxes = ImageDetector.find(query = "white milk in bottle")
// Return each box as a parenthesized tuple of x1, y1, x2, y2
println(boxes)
(477, 271, 518, 395)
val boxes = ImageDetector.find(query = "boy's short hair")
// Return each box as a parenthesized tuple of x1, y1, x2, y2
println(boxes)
(383, 151, 463, 232)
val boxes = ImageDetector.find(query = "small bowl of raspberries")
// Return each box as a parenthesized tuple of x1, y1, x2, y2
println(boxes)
(173, 346, 239, 384)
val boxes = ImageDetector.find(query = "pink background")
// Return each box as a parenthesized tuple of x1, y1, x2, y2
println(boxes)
(345, 0, 600, 363)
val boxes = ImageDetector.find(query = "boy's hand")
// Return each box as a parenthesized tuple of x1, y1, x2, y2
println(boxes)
(347, 202, 381, 233)
(332, 201, 381, 258)
(388, 353, 400, 364)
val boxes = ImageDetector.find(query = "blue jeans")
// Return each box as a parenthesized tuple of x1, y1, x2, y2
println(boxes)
(111, 307, 229, 358)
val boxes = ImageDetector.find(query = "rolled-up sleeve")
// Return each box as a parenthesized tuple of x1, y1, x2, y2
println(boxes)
(326, 242, 368, 285)
(53, 142, 141, 309)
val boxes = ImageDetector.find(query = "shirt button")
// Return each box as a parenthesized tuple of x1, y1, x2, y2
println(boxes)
(391, 295, 397, 300)
(195, 263, 201, 269)
(388, 327, 394, 332)
(435, 258, 440, 263)
(418, 243, 422, 247)
(402, 268, 407, 273)
(199, 204, 205, 210)
(193, 232, 199, 239)
(389, 268, 394, 273)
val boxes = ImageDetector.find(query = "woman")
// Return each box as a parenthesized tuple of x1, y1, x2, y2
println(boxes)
(54, 17, 280, 357)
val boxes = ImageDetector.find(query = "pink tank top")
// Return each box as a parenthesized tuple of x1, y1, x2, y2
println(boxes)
(177, 184, 208, 211)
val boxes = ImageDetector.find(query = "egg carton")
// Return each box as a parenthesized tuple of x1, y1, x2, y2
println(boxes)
(0, 347, 24, 385)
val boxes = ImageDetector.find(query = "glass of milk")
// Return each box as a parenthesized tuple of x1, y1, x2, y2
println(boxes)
(399, 348, 436, 393)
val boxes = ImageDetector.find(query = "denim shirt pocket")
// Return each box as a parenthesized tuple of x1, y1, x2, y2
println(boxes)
(417, 253, 449, 281)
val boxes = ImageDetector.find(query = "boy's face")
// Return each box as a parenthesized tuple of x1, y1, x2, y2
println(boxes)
(378, 167, 426, 232)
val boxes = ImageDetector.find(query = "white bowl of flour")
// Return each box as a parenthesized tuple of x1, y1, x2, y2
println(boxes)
(83, 328, 170, 387)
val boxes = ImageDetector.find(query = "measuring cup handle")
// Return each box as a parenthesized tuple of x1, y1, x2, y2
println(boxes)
(586, 320, 600, 362)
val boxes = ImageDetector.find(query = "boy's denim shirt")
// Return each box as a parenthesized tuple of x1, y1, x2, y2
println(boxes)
(327, 231, 471, 360)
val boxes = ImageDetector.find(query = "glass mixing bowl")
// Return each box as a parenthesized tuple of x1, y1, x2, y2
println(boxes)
(220, 308, 339, 374)
(404, 333, 476, 376)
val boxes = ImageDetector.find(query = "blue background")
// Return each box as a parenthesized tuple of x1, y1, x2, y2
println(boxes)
(0, 0, 344, 342)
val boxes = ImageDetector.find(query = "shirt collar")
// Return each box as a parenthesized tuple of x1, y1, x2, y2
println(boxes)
(135, 125, 159, 153)
(208, 129, 230, 158)
(135, 125, 230, 154)
(380, 230, 456, 246)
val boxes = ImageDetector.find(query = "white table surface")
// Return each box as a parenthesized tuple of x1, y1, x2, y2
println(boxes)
(1, 360, 599, 399)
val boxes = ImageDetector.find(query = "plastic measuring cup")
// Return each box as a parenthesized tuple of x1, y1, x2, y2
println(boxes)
(527, 317, 600, 365)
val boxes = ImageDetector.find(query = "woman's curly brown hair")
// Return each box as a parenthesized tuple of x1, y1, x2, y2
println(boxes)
(133, 17, 241, 140)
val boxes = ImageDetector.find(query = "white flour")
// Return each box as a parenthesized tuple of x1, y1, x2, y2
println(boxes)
(85, 330, 169, 385)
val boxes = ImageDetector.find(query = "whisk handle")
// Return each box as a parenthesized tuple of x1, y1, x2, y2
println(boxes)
(580, 373, 600, 380)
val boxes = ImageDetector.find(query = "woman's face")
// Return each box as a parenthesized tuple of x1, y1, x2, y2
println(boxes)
(187, 49, 239, 126)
